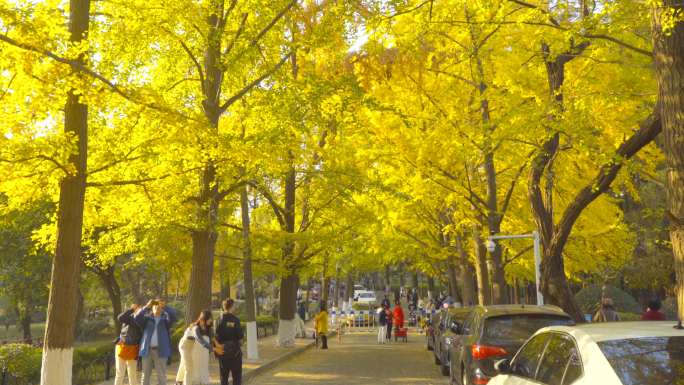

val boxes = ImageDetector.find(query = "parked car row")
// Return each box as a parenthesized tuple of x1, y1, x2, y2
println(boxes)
(425, 304, 684, 385)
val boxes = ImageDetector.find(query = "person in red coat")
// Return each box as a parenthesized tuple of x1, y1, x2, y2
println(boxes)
(642, 299, 667, 321)
(393, 302, 405, 329)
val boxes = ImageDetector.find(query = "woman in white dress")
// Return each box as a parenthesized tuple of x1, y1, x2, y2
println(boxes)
(176, 310, 216, 385)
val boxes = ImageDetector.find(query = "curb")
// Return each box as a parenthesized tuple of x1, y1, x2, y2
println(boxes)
(244, 332, 337, 384)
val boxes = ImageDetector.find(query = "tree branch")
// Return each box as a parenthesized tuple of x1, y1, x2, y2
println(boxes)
(160, 26, 206, 95)
(248, 181, 286, 228)
(500, 158, 530, 216)
(219, 53, 291, 112)
(552, 110, 661, 255)
(231, 0, 297, 63)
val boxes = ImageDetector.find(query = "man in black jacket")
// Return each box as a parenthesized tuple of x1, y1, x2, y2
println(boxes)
(114, 303, 143, 385)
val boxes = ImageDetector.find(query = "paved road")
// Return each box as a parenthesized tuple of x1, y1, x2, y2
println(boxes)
(248, 331, 449, 385)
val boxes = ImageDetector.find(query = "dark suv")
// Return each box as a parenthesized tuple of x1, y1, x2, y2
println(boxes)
(447, 305, 574, 385)
(434, 307, 473, 376)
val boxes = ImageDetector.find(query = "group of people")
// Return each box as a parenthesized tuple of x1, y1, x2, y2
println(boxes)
(377, 297, 404, 344)
(114, 298, 244, 385)
(593, 297, 667, 322)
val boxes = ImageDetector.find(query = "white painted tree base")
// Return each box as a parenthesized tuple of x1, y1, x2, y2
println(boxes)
(246, 321, 259, 360)
(276, 319, 296, 348)
(41, 348, 73, 385)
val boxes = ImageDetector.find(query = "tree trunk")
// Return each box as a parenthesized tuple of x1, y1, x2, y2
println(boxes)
(277, 273, 298, 346)
(398, 264, 405, 289)
(41, 2, 89, 383)
(278, 163, 299, 347)
(456, 234, 476, 306)
(346, 271, 354, 307)
(187, 1, 226, 324)
(96, 266, 122, 335)
(384, 265, 391, 292)
(240, 186, 258, 359)
(19, 306, 31, 342)
(322, 275, 330, 306)
(427, 276, 435, 300)
(652, 1, 684, 322)
(186, 228, 217, 324)
(447, 257, 460, 302)
(333, 267, 340, 308)
(472, 223, 491, 305)
(219, 257, 229, 300)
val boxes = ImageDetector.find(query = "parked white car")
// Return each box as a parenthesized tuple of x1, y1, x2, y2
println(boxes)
(354, 291, 377, 305)
(488, 321, 684, 385)
(353, 285, 367, 300)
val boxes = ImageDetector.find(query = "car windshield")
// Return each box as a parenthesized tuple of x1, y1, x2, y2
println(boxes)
(598, 336, 684, 385)
(360, 293, 373, 298)
(483, 314, 574, 342)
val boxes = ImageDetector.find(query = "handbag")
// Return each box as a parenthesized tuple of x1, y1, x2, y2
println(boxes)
(116, 343, 139, 361)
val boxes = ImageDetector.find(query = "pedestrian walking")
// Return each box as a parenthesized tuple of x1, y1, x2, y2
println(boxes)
(377, 306, 387, 344)
(215, 298, 244, 385)
(294, 311, 306, 338)
(135, 299, 177, 385)
(593, 298, 621, 322)
(314, 303, 329, 349)
(385, 306, 393, 342)
(642, 299, 667, 321)
(381, 295, 390, 309)
(298, 301, 307, 322)
(176, 310, 216, 385)
(114, 303, 142, 385)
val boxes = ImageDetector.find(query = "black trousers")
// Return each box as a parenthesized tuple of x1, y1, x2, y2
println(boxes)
(386, 323, 393, 340)
(320, 334, 328, 349)
(219, 353, 242, 385)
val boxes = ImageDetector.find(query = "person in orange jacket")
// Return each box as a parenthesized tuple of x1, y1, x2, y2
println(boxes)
(393, 302, 405, 329)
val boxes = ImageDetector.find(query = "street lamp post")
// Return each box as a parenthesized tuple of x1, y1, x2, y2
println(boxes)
(486, 231, 543, 306)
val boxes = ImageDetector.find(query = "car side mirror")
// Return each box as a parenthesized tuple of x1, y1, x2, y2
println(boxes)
(494, 358, 511, 374)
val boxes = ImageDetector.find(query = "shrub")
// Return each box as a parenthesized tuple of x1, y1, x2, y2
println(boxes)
(72, 342, 115, 385)
(256, 315, 278, 329)
(616, 312, 642, 321)
(76, 319, 110, 341)
(0, 343, 41, 382)
(73, 341, 113, 368)
(574, 285, 641, 314)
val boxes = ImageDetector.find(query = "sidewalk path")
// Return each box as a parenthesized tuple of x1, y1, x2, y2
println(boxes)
(98, 323, 316, 385)
(247, 331, 449, 385)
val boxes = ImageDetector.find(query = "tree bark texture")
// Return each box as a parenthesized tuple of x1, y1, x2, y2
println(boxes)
(186, 2, 226, 324)
(240, 187, 257, 323)
(653, 1, 684, 321)
(472, 222, 491, 305)
(95, 266, 122, 334)
(456, 234, 477, 306)
(41, 2, 90, 384)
